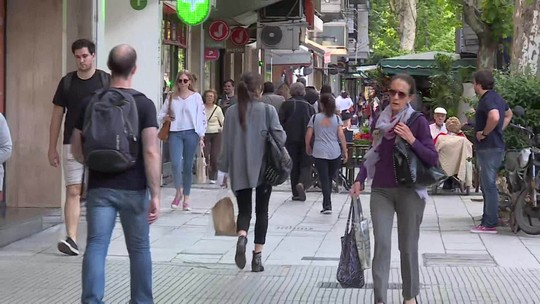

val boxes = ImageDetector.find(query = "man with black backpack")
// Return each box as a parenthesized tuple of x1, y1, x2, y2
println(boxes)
(71, 44, 161, 303)
(48, 39, 110, 256)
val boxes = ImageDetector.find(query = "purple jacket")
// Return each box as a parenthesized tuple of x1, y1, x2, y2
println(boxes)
(356, 114, 438, 188)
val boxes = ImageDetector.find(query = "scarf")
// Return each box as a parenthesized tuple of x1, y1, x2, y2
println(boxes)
(363, 103, 428, 199)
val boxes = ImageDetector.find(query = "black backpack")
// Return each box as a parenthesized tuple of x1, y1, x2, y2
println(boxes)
(82, 88, 139, 173)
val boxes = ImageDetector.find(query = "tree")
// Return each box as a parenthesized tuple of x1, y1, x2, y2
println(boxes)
(511, 0, 540, 76)
(461, 0, 513, 69)
(396, 0, 417, 51)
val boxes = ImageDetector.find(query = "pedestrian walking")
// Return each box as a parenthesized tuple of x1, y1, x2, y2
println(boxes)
(203, 89, 224, 184)
(350, 74, 438, 304)
(218, 72, 286, 272)
(48, 39, 110, 256)
(470, 70, 512, 234)
(305, 93, 348, 214)
(279, 82, 315, 201)
(71, 44, 161, 304)
(158, 70, 206, 211)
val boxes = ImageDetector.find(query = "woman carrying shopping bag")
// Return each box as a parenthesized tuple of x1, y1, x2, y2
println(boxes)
(305, 93, 348, 214)
(158, 70, 206, 211)
(218, 72, 286, 272)
(350, 74, 438, 304)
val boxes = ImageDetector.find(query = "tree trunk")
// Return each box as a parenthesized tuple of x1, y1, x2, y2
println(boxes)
(511, 0, 540, 76)
(462, 0, 498, 69)
(397, 0, 416, 52)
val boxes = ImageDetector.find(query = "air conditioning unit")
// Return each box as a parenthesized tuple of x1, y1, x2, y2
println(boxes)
(260, 0, 303, 20)
(257, 23, 302, 50)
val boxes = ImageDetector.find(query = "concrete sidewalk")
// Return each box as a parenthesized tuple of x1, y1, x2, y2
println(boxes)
(0, 184, 539, 303)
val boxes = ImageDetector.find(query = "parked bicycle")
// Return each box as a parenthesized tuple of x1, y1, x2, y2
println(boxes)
(499, 106, 540, 234)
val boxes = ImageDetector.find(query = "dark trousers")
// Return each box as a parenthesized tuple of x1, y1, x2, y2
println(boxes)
(203, 132, 222, 181)
(313, 157, 342, 210)
(286, 142, 312, 196)
(235, 183, 272, 245)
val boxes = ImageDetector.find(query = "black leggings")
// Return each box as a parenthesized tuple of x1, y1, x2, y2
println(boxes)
(235, 183, 272, 245)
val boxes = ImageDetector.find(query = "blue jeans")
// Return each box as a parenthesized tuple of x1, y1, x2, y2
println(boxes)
(476, 148, 504, 228)
(81, 188, 153, 304)
(169, 130, 199, 195)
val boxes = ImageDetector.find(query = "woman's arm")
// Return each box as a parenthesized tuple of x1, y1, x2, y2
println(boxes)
(195, 94, 207, 138)
(157, 95, 171, 124)
(409, 116, 439, 166)
(217, 107, 225, 129)
(337, 127, 348, 162)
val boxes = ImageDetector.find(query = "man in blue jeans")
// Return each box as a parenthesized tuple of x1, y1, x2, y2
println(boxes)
(71, 44, 161, 303)
(471, 70, 513, 234)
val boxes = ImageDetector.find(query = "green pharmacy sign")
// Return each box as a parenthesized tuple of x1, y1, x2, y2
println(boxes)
(130, 0, 148, 10)
(177, 0, 211, 26)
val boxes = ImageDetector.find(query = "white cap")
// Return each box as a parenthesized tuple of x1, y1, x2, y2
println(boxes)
(434, 107, 447, 115)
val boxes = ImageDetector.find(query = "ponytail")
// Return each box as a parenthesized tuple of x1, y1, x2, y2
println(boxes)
(237, 81, 249, 129)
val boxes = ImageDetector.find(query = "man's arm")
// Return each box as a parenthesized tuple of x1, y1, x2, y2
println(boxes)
(142, 127, 161, 200)
(48, 105, 64, 167)
(483, 109, 500, 135)
(502, 108, 513, 130)
(70, 128, 84, 164)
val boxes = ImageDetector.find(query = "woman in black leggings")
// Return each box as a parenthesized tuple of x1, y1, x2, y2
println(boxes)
(218, 72, 286, 272)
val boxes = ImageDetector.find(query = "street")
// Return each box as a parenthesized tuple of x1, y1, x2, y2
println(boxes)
(0, 184, 539, 303)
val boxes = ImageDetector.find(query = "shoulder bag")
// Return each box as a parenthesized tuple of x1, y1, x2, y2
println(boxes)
(158, 94, 173, 141)
(262, 104, 292, 186)
(393, 112, 447, 187)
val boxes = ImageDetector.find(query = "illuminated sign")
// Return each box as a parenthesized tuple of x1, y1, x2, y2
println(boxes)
(130, 0, 148, 10)
(176, 0, 211, 26)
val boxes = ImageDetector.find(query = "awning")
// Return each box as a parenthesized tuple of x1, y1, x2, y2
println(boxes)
(379, 51, 477, 76)
(163, 1, 176, 15)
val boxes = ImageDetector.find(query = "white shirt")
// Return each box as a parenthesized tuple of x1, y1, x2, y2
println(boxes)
(429, 123, 447, 139)
(158, 93, 207, 137)
(336, 96, 354, 112)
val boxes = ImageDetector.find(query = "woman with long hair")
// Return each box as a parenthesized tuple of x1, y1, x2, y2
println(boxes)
(218, 72, 286, 272)
(350, 74, 438, 304)
(203, 89, 224, 183)
(305, 94, 348, 214)
(158, 70, 206, 211)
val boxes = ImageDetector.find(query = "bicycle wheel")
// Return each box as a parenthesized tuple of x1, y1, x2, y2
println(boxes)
(514, 189, 540, 235)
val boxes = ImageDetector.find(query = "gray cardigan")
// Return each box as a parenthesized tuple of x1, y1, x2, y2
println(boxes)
(218, 101, 286, 192)
(0, 114, 12, 191)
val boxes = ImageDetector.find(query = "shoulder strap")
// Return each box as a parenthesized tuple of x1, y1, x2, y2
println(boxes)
(406, 111, 423, 126)
(98, 70, 110, 88)
(62, 71, 76, 97)
(264, 104, 271, 131)
(207, 105, 218, 122)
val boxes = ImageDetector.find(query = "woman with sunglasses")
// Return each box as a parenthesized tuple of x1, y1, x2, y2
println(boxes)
(350, 74, 438, 304)
(158, 70, 206, 211)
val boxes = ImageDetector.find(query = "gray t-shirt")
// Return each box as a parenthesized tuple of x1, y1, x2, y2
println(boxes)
(308, 113, 343, 160)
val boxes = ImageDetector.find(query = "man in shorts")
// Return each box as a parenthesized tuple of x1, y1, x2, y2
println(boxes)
(48, 39, 110, 255)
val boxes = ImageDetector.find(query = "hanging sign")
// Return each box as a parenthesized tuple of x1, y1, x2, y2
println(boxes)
(230, 27, 249, 47)
(176, 0, 211, 26)
(130, 0, 148, 10)
(205, 49, 220, 61)
(209, 20, 230, 42)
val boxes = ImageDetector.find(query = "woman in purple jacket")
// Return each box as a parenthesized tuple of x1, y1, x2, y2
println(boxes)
(350, 74, 438, 304)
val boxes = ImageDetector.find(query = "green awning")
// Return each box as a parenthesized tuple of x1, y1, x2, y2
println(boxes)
(378, 51, 476, 76)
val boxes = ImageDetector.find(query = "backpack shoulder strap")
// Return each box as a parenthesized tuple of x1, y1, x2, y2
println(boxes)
(62, 71, 76, 97)
(97, 70, 110, 88)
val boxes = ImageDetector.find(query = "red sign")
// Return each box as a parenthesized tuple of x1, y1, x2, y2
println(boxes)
(230, 27, 249, 47)
(208, 20, 229, 42)
(204, 48, 220, 61)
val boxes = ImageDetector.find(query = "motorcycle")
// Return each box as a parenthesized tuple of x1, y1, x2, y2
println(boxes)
(499, 106, 540, 234)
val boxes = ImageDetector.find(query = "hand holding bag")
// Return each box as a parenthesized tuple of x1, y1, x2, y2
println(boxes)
(336, 198, 366, 288)
(393, 112, 446, 187)
(158, 94, 173, 141)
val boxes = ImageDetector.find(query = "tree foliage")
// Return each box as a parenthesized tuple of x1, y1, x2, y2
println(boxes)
(368, 0, 459, 61)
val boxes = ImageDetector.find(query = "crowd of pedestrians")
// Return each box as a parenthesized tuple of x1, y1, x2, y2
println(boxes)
(31, 35, 517, 304)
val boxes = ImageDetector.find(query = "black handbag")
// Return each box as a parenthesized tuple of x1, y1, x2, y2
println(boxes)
(263, 104, 292, 186)
(393, 112, 447, 187)
(336, 198, 366, 288)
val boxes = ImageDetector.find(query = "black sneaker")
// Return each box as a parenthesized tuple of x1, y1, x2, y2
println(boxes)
(58, 237, 79, 256)
(295, 183, 306, 201)
(320, 209, 332, 214)
(235, 236, 247, 269)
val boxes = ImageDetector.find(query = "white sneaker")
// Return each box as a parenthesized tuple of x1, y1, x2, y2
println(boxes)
(209, 180, 217, 184)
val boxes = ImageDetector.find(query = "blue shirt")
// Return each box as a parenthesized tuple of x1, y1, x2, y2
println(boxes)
(474, 90, 509, 150)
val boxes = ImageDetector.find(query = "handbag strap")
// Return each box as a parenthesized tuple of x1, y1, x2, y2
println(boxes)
(345, 199, 355, 234)
(167, 93, 173, 115)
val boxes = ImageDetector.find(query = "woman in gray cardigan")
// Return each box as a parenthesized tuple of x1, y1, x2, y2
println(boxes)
(218, 72, 286, 272)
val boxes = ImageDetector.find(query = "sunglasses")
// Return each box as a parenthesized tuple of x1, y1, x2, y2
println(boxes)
(388, 89, 408, 99)
(178, 79, 189, 84)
